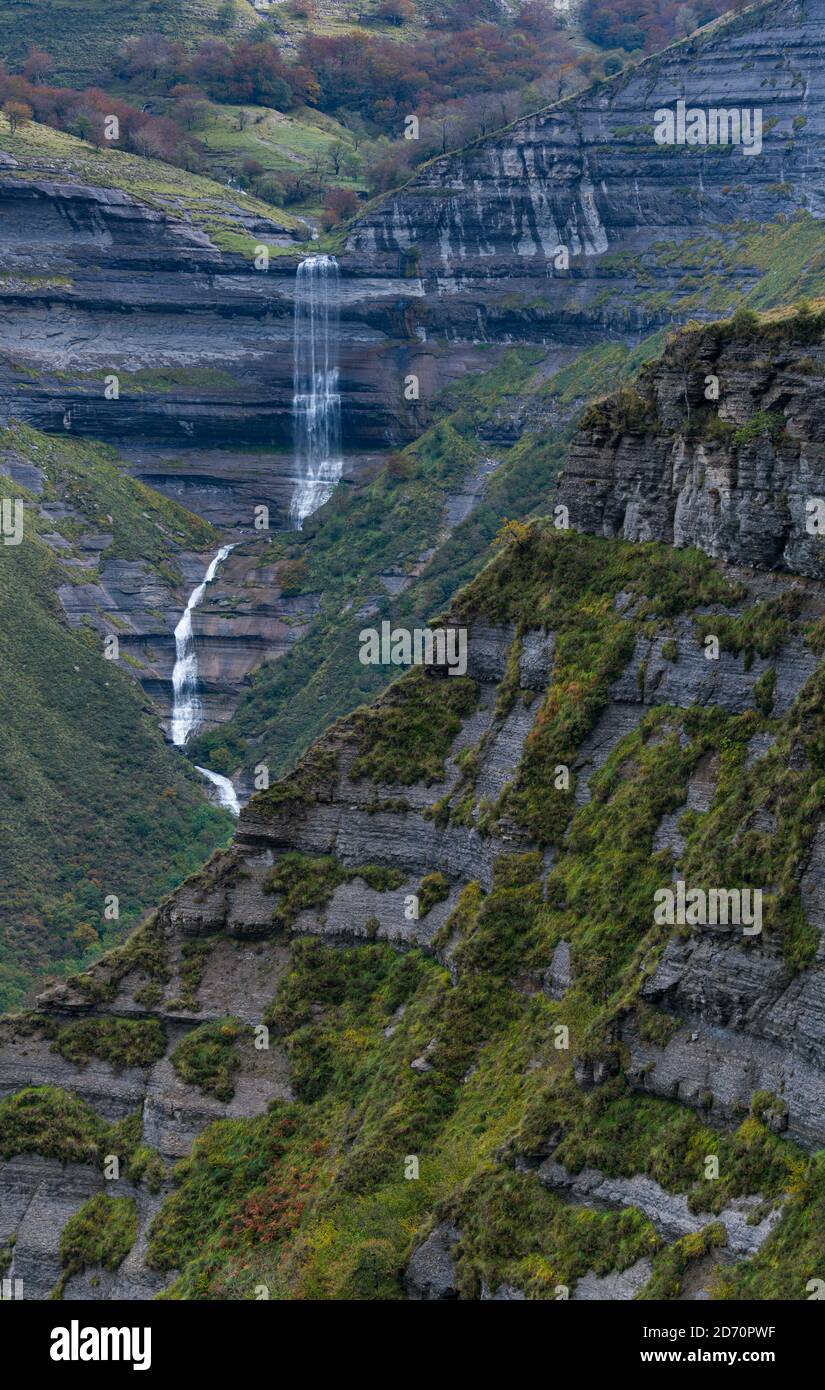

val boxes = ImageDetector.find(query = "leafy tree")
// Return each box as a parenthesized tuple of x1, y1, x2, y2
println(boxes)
(22, 47, 53, 85)
(322, 186, 360, 228)
(3, 100, 32, 133)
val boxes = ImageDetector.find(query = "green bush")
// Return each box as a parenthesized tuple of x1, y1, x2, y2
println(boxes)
(56, 1193, 138, 1297)
(417, 872, 451, 917)
(171, 1018, 242, 1102)
(351, 671, 479, 787)
(47, 1017, 166, 1071)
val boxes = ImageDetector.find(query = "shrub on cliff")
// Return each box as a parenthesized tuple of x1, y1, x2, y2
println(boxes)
(171, 1018, 242, 1102)
(56, 1193, 138, 1296)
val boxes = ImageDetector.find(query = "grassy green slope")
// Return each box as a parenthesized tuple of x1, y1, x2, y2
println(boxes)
(0, 0, 256, 84)
(0, 116, 301, 244)
(192, 99, 364, 216)
(0, 428, 233, 1013)
(160, 524, 825, 1299)
(1, 422, 219, 570)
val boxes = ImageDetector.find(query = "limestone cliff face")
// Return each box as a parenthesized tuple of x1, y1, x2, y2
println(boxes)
(549, 316, 825, 1155)
(0, 174, 401, 489)
(6, 0, 825, 499)
(347, 0, 825, 331)
(556, 314, 825, 579)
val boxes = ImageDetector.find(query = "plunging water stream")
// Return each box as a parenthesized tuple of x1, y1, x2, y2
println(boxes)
(170, 544, 240, 816)
(289, 254, 342, 527)
(195, 764, 241, 816)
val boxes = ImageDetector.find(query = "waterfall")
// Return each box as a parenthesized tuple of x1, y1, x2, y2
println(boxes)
(170, 545, 241, 817)
(289, 254, 342, 528)
(171, 544, 235, 747)
(196, 765, 241, 816)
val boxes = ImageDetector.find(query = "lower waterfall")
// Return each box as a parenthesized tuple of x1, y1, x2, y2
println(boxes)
(170, 544, 240, 817)
(195, 765, 241, 816)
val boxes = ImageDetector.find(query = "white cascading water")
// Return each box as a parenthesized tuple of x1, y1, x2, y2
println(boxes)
(171, 544, 234, 746)
(170, 544, 241, 817)
(195, 764, 241, 817)
(289, 254, 342, 527)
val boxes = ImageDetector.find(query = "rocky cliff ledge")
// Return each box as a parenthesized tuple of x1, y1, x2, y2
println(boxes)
(0, 161, 497, 499)
(557, 304, 825, 578)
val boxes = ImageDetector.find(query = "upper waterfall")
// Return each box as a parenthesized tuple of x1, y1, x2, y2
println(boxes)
(289, 254, 342, 528)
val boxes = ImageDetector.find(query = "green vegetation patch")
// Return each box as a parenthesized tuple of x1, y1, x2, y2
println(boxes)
(444, 1168, 660, 1299)
(517, 1073, 802, 1217)
(74, 913, 172, 1006)
(170, 1018, 242, 1102)
(55, 1192, 138, 1297)
(350, 669, 479, 786)
(648, 653, 825, 975)
(693, 591, 804, 668)
(117, 367, 241, 396)
(417, 872, 450, 918)
(579, 384, 656, 439)
(263, 853, 405, 931)
(253, 742, 340, 821)
(712, 1151, 825, 1300)
(452, 525, 737, 844)
(46, 1016, 166, 1070)
(147, 1106, 302, 1278)
(0, 1086, 144, 1171)
(638, 1223, 728, 1300)
(176, 937, 218, 1012)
